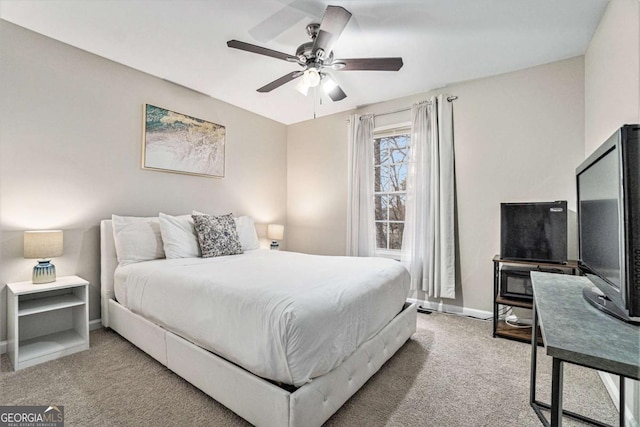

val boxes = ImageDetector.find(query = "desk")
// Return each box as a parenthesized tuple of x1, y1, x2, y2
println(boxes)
(530, 272, 640, 427)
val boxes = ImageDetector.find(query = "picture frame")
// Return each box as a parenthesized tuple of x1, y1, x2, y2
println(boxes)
(142, 104, 226, 178)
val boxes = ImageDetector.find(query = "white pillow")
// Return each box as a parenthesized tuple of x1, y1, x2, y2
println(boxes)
(192, 211, 260, 251)
(235, 216, 260, 250)
(158, 212, 201, 258)
(112, 215, 165, 265)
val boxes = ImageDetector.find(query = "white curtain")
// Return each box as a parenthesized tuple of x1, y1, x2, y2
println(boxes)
(401, 95, 456, 298)
(346, 114, 376, 257)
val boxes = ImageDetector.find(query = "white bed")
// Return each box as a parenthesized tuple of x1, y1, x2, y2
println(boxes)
(101, 219, 417, 426)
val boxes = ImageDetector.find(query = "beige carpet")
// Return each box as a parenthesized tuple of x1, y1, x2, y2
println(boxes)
(0, 312, 618, 426)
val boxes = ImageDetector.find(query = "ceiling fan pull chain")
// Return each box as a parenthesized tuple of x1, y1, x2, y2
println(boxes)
(314, 86, 317, 119)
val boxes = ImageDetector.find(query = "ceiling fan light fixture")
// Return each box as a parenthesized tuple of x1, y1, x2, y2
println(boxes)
(302, 68, 321, 87)
(322, 75, 338, 93)
(295, 78, 310, 96)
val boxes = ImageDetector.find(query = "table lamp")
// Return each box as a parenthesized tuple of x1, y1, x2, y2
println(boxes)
(24, 230, 63, 284)
(267, 224, 284, 250)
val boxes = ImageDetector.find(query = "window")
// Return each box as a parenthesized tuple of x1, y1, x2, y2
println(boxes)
(373, 123, 411, 254)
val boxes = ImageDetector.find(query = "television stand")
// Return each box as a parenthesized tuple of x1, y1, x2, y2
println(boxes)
(492, 255, 579, 344)
(583, 286, 640, 325)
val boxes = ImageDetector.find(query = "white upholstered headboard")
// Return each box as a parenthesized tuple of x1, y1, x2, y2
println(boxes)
(100, 219, 118, 327)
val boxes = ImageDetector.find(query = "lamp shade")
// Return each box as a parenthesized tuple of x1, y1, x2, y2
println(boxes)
(24, 230, 63, 259)
(267, 224, 284, 241)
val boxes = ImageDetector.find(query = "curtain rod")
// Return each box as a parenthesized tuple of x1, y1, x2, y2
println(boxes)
(346, 96, 458, 122)
(374, 96, 458, 118)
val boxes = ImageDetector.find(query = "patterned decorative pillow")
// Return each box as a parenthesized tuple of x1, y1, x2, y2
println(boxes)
(192, 213, 243, 258)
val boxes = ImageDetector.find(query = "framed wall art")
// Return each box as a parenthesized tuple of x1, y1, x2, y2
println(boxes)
(142, 104, 225, 178)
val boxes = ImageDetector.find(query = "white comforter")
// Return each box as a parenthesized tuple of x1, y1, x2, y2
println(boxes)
(114, 250, 409, 386)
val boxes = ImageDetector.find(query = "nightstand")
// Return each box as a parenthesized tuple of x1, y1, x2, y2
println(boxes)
(7, 275, 90, 370)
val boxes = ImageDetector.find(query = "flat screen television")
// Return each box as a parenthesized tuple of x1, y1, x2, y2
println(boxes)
(500, 201, 568, 264)
(577, 124, 640, 324)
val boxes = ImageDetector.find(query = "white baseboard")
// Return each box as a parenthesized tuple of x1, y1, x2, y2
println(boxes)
(89, 318, 103, 331)
(407, 298, 493, 320)
(0, 319, 103, 355)
(599, 371, 638, 427)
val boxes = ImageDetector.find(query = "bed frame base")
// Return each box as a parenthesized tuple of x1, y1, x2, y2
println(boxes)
(101, 218, 417, 426)
(107, 298, 416, 427)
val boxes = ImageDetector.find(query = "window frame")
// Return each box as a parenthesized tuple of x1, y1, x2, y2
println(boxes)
(372, 121, 411, 259)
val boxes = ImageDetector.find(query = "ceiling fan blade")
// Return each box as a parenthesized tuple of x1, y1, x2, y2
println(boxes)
(227, 40, 294, 62)
(334, 57, 404, 71)
(311, 5, 352, 58)
(257, 71, 303, 93)
(249, 0, 325, 43)
(327, 84, 347, 102)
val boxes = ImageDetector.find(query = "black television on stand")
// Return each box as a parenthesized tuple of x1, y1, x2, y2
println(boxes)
(577, 124, 640, 324)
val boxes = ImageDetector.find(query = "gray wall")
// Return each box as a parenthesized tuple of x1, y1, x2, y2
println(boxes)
(585, 0, 640, 155)
(584, 0, 640, 423)
(287, 56, 585, 315)
(0, 21, 288, 341)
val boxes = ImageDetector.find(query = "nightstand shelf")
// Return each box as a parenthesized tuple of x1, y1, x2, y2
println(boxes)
(18, 329, 87, 363)
(18, 294, 85, 316)
(7, 275, 90, 370)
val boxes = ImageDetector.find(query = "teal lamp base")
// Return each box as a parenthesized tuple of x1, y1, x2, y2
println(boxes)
(32, 260, 56, 284)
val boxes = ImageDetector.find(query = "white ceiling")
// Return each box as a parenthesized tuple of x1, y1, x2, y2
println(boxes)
(1, 0, 608, 124)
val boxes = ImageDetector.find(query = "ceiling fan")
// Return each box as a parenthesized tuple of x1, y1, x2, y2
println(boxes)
(227, 5, 403, 102)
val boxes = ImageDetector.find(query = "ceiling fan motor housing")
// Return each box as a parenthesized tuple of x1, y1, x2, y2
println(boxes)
(296, 41, 333, 65)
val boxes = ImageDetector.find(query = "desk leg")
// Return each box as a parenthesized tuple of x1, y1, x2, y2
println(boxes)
(530, 304, 551, 426)
(551, 358, 564, 427)
(619, 377, 625, 427)
(530, 303, 538, 405)
(493, 261, 499, 337)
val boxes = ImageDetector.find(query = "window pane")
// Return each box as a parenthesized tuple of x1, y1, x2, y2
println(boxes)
(398, 163, 408, 190)
(389, 223, 404, 250)
(393, 134, 410, 149)
(372, 127, 410, 253)
(389, 163, 407, 192)
(390, 136, 410, 163)
(373, 138, 389, 165)
(374, 166, 382, 192)
(389, 195, 406, 221)
(391, 148, 408, 164)
(376, 222, 388, 249)
(374, 195, 388, 220)
(378, 166, 391, 193)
